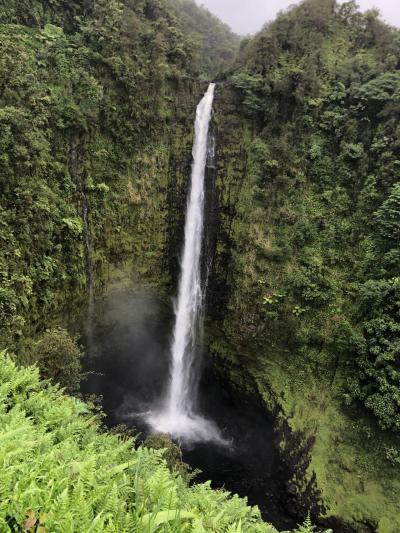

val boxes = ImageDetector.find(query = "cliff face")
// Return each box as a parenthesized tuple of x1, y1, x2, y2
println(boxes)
(205, 1, 400, 526)
(0, 0, 241, 351)
(0, 0, 209, 349)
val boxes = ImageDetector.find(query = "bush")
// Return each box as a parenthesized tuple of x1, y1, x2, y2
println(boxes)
(143, 432, 193, 481)
(31, 327, 83, 393)
(375, 183, 400, 251)
(349, 279, 400, 431)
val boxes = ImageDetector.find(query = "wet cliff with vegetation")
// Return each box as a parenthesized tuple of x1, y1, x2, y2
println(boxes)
(0, 0, 240, 353)
(208, 1, 400, 530)
(1, 0, 400, 531)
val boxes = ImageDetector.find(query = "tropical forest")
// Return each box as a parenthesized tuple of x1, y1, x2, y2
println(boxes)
(0, 0, 400, 531)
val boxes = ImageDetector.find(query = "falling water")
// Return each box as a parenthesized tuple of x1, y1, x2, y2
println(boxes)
(148, 84, 224, 443)
(167, 83, 215, 414)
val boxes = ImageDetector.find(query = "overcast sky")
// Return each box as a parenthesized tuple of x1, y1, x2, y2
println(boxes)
(195, 0, 400, 35)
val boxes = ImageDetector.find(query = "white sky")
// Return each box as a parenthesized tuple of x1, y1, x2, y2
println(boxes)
(195, 0, 400, 35)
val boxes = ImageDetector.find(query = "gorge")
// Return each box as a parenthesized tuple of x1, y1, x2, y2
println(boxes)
(1, 1, 400, 532)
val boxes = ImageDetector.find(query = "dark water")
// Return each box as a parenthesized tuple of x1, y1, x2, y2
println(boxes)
(81, 286, 297, 531)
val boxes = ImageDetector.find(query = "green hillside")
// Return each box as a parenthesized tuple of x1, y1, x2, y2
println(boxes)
(209, 0, 400, 529)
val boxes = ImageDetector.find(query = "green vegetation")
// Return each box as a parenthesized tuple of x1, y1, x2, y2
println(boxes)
(143, 433, 193, 481)
(0, 353, 322, 533)
(0, 0, 203, 351)
(1, 0, 400, 530)
(169, 0, 240, 78)
(228, 0, 400, 432)
(29, 327, 83, 393)
(209, 0, 400, 529)
(0, 0, 238, 353)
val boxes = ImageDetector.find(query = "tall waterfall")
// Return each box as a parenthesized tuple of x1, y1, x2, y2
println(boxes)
(167, 83, 214, 414)
(148, 84, 223, 443)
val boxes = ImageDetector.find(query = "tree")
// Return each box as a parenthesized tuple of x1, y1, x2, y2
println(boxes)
(349, 279, 400, 431)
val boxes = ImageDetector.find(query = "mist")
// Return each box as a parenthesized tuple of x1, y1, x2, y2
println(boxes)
(82, 286, 172, 424)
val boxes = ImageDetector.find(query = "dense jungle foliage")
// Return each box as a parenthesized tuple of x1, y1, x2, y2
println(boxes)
(1, 353, 322, 533)
(0, 0, 238, 351)
(230, 0, 400, 436)
(230, 0, 400, 435)
(1, 0, 400, 530)
(208, 0, 400, 529)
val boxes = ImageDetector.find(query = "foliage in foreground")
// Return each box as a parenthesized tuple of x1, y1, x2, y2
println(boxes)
(0, 353, 323, 533)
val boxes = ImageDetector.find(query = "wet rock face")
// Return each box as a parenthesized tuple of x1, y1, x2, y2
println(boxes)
(205, 85, 249, 320)
(201, 85, 372, 532)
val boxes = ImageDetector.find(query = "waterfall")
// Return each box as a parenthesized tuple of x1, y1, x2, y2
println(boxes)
(167, 83, 214, 415)
(148, 84, 223, 443)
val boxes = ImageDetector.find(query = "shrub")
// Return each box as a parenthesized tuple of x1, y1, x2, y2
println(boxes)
(31, 327, 83, 393)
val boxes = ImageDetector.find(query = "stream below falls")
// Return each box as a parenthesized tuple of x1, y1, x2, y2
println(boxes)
(80, 287, 298, 531)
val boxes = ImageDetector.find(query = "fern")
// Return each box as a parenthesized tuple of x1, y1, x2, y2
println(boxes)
(0, 354, 327, 533)
(294, 514, 326, 533)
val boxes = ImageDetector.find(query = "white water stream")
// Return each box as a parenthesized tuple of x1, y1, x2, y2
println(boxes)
(148, 84, 223, 443)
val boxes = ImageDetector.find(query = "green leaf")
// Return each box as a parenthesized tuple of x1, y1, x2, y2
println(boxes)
(140, 510, 195, 529)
